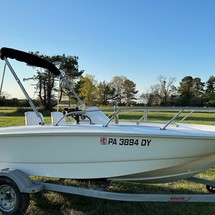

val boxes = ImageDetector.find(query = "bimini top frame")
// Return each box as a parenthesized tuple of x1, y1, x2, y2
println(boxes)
(0, 47, 84, 123)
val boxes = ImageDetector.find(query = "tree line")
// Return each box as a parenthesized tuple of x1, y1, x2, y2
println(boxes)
(140, 75, 215, 107)
(0, 53, 214, 110)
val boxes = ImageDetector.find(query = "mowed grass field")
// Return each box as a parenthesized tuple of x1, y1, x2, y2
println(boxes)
(0, 106, 215, 215)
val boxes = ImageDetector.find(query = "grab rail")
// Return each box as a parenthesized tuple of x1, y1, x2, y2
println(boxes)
(53, 106, 215, 128)
(160, 109, 185, 130)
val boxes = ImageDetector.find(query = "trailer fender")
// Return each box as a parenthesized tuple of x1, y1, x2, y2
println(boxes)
(0, 168, 43, 193)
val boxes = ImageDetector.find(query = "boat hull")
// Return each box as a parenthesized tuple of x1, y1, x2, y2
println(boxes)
(0, 124, 214, 183)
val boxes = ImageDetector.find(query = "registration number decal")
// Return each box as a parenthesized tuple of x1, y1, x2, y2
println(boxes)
(100, 137, 151, 146)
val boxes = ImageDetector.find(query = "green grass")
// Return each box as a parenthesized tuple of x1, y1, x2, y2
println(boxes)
(0, 107, 215, 214)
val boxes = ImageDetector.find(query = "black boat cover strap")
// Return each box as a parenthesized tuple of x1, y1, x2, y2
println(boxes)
(0, 47, 60, 76)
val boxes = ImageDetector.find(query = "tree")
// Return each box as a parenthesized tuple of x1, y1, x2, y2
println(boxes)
(139, 91, 154, 106)
(26, 53, 83, 110)
(178, 76, 195, 106)
(36, 70, 56, 110)
(178, 76, 205, 106)
(193, 78, 205, 96)
(205, 76, 215, 95)
(158, 76, 176, 105)
(25, 67, 57, 110)
(122, 79, 138, 106)
(110, 76, 126, 105)
(204, 76, 215, 106)
(79, 75, 98, 106)
(192, 77, 205, 106)
(97, 81, 115, 105)
(142, 84, 162, 106)
(57, 55, 84, 104)
(140, 76, 176, 106)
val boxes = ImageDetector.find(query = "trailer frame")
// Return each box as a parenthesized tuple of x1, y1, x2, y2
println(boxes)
(0, 168, 215, 214)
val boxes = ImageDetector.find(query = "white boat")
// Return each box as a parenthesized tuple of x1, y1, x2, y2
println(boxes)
(0, 47, 215, 184)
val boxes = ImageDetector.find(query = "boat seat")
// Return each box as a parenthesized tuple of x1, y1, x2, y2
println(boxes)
(51, 111, 67, 125)
(25, 111, 45, 126)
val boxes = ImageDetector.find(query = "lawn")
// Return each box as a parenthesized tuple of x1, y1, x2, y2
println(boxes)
(0, 106, 214, 215)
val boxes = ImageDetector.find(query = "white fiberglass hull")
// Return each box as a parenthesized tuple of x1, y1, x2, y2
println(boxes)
(0, 123, 214, 183)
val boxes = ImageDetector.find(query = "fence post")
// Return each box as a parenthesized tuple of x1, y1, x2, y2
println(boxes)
(144, 109, 148, 121)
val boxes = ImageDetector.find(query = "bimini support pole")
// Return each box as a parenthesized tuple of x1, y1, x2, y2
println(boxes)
(0, 61, 7, 96)
(59, 73, 85, 108)
(4, 57, 44, 125)
(56, 78, 62, 112)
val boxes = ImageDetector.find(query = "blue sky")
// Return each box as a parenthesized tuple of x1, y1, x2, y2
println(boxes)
(0, 0, 215, 98)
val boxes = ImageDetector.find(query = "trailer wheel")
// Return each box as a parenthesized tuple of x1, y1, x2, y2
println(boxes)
(0, 178, 29, 215)
(206, 185, 215, 193)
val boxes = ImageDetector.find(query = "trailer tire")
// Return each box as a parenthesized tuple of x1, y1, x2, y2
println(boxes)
(0, 177, 28, 215)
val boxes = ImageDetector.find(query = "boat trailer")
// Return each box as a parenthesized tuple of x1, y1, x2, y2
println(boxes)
(0, 169, 215, 215)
